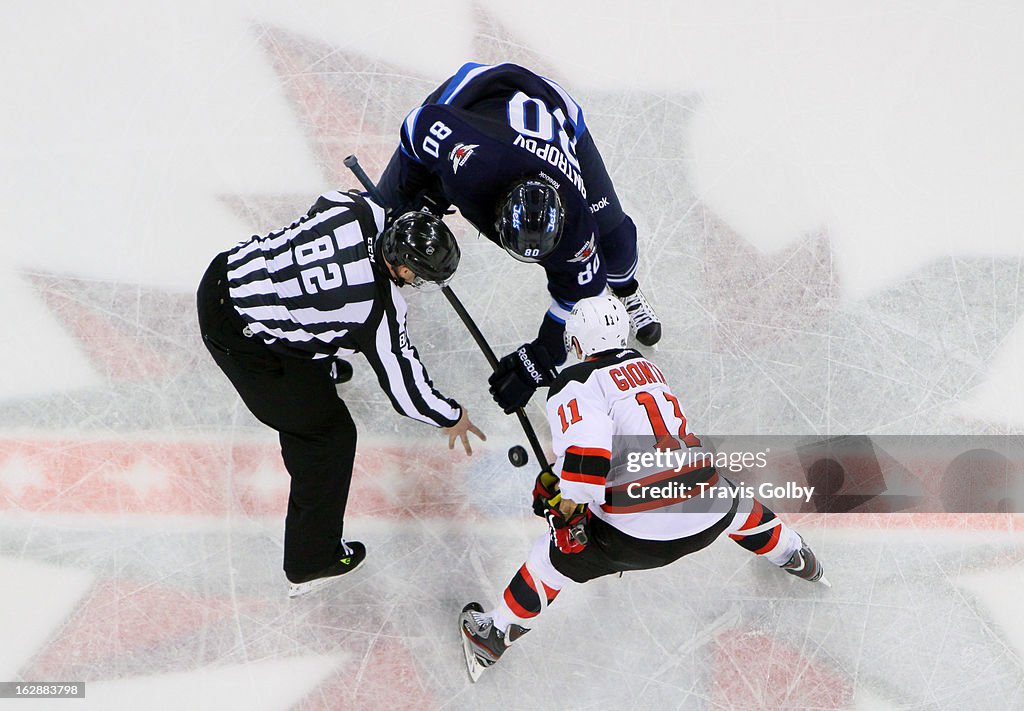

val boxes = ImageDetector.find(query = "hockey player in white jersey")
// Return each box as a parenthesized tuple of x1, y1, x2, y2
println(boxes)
(460, 295, 828, 680)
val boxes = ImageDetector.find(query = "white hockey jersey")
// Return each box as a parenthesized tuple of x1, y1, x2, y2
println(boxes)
(545, 349, 734, 541)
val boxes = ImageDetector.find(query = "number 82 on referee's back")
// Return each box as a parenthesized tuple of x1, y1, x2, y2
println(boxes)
(295, 234, 345, 294)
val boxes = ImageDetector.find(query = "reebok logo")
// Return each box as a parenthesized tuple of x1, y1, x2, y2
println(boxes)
(536, 171, 561, 190)
(589, 197, 610, 213)
(517, 348, 544, 384)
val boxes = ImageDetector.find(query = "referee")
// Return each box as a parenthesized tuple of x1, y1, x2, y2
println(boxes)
(197, 190, 484, 597)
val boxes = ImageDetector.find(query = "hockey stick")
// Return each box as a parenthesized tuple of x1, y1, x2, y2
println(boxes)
(344, 155, 551, 472)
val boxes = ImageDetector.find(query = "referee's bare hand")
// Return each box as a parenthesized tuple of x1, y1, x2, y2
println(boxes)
(445, 408, 486, 455)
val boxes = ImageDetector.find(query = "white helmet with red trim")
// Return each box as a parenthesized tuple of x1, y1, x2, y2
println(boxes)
(564, 294, 630, 358)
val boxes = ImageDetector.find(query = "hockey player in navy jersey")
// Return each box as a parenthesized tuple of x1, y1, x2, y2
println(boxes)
(458, 296, 828, 681)
(377, 62, 662, 415)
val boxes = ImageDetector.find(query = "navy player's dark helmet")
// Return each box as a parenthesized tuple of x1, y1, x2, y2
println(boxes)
(495, 179, 564, 263)
(379, 211, 461, 287)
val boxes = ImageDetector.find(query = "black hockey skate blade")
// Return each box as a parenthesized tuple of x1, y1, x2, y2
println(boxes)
(508, 445, 528, 468)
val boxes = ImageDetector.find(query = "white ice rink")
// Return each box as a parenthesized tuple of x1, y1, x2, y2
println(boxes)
(3, 1, 1024, 708)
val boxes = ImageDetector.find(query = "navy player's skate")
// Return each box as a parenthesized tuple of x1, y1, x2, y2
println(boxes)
(612, 281, 661, 346)
(459, 602, 529, 682)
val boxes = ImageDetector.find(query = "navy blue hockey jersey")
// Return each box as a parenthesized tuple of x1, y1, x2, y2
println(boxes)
(378, 63, 632, 345)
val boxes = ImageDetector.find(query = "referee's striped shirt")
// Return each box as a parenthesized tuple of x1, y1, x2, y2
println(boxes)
(224, 190, 460, 428)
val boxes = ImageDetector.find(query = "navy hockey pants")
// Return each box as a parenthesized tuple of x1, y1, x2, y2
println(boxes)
(573, 130, 639, 290)
(197, 253, 357, 579)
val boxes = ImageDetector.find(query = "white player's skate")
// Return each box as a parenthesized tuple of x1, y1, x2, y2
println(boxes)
(782, 538, 831, 588)
(459, 602, 528, 682)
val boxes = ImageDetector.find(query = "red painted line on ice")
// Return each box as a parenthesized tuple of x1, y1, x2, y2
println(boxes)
(0, 438, 476, 519)
(1, 437, 1021, 530)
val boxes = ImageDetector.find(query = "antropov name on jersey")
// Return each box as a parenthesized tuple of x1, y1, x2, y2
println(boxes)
(512, 135, 587, 197)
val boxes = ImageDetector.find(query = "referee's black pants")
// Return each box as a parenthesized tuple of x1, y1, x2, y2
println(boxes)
(197, 253, 357, 579)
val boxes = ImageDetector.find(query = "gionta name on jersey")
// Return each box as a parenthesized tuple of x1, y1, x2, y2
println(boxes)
(607, 358, 668, 391)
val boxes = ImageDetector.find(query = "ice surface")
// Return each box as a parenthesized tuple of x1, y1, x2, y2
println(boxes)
(2, 1, 1024, 709)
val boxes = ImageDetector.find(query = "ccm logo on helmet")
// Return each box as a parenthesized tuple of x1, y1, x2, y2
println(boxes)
(610, 360, 666, 391)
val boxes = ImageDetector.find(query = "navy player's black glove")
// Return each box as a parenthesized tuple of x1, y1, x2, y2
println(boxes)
(417, 192, 455, 217)
(488, 342, 556, 414)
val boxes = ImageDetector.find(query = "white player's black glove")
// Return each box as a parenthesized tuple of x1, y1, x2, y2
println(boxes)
(488, 342, 555, 414)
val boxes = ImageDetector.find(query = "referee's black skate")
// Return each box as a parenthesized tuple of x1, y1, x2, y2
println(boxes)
(287, 540, 366, 598)
(459, 602, 529, 682)
(782, 538, 831, 587)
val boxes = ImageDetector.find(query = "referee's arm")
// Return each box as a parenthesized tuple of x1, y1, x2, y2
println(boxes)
(358, 280, 461, 428)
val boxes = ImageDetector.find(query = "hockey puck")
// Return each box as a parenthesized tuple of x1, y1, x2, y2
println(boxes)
(508, 445, 529, 468)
